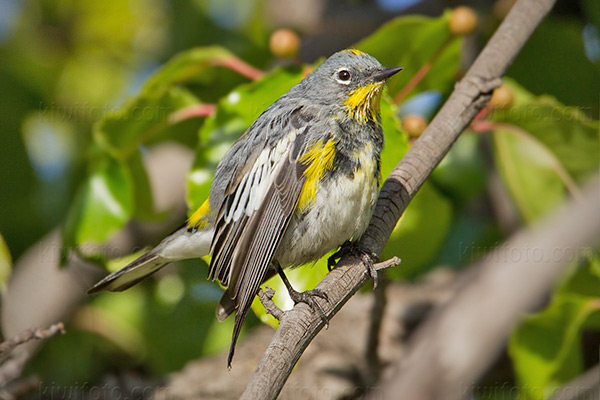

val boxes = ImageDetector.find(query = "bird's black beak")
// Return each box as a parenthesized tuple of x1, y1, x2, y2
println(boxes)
(373, 67, 403, 82)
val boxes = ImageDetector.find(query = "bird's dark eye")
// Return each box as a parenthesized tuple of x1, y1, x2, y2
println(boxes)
(338, 70, 351, 81)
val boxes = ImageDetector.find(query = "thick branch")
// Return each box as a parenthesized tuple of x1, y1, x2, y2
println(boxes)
(240, 0, 557, 398)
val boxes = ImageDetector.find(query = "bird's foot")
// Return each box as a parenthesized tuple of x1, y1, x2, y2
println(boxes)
(288, 287, 329, 327)
(327, 241, 353, 271)
(328, 242, 379, 288)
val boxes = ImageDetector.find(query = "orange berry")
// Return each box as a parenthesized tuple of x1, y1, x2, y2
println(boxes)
(402, 115, 428, 138)
(449, 6, 478, 36)
(269, 29, 300, 58)
(489, 84, 514, 110)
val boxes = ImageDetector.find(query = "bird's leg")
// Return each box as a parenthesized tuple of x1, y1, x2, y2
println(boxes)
(327, 240, 353, 271)
(274, 263, 329, 325)
(327, 241, 379, 288)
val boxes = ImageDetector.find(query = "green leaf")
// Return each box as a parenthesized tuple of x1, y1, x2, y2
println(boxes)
(509, 258, 600, 400)
(510, 296, 599, 400)
(127, 149, 162, 222)
(381, 181, 452, 279)
(379, 95, 410, 177)
(0, 233, 12, 294)
(558, 254, 600, 300)
(507, 18, 600, 117)
(431, 133, 487, 202)
(355, 11, 462, 99)
(187, 66, 304, 212)
(492, 126, 573, 223)
(491, 79, 600, 182)
(142, 46, 237, 92)
(378, 96, 452, 278)
(64, 155, 134, 247)
(94, 86, 200, 159)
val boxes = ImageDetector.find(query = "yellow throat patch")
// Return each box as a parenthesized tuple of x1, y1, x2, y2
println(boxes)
(297, 139, 336, 212)
(344, 82, 384, 123)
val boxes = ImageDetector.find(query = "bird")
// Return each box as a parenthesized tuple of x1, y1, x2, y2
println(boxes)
(88, 49, 402, 367)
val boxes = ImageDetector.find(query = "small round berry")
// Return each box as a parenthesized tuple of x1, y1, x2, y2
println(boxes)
(489, 84, 514, 110)
(402, 115, 428, 138)
(449, 6, 478, 36)
(269, 29, 300, 58)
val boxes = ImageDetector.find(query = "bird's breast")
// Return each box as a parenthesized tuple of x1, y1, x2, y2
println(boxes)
(277, 142, 380, 267)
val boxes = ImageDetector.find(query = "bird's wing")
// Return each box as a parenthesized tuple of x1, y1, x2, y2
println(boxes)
(209, 113, 322, 366)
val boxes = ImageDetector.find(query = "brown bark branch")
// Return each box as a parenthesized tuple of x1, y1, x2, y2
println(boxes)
(240, 0, 557, 398)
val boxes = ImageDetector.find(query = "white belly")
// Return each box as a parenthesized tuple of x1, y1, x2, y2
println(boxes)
(277, 166, 378, 268)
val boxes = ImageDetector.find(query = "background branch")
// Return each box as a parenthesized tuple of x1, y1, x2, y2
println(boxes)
(372, 178, 600, 399)
(240, 0, 557, 398)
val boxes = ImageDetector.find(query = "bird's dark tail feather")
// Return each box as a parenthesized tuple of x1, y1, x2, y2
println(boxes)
(88, 252, 168, 294)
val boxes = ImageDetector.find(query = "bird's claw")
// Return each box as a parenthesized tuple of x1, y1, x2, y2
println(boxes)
(289, 288, 330, 327)
(328, 242, 379, 288)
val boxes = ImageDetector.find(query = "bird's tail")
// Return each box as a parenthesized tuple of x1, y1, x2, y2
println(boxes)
(88, 225, 213, 294)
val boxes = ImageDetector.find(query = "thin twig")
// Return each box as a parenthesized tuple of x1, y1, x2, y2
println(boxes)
(168, 104, 216, 124)
(373, 256, 401, 271)
(0, 322, 65, 359)
(0, 323, 65, 387)
(257, 286, 284, 321)
(213, 57, 265, 80)
(394, 37, 454, 104)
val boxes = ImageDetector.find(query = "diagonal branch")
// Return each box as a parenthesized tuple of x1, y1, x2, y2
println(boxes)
(240, 0, 557, 398)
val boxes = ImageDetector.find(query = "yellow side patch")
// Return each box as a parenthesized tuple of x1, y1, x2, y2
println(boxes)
(297, 140, 336, 212)
(187, 198, 210, 230)
(344, 82, 384, 123)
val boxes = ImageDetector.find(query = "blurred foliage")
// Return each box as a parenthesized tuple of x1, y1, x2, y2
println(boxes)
(0, 0, 598, 397)
(507, 18, 600, 118)
(490, 78, 599, 223)
(0, 233, 11, 294)
(355, 10, 462, 98)
(509, 256, 600, 400)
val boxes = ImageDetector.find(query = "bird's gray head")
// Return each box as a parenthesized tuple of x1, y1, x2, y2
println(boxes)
(293, 49, 402, 123)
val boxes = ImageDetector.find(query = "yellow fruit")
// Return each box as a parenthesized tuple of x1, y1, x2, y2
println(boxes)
(489, 84, 514, 110)
(402, 115, 428, 138)
(449, 6, 478, 36)
(269, 29, 300, 58)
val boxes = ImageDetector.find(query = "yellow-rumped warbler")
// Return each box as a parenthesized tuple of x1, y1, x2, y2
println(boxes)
(89, 49, 401, 366)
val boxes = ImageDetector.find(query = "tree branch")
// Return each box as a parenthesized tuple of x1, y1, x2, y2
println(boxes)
(240, 0, 557, 398)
